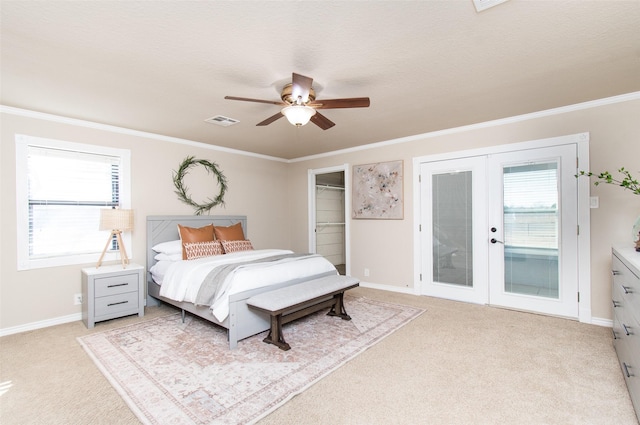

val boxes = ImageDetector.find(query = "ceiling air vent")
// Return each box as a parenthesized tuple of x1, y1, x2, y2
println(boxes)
(473, 0, 509, 12)
(205, 115, 240, 127)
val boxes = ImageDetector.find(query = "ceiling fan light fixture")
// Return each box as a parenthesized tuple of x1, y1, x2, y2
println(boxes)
(281, 105, 316, 127)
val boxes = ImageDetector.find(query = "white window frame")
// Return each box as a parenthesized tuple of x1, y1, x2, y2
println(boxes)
(15, 134, 132, 270)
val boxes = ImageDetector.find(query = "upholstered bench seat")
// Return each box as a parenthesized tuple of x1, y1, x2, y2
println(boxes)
(247, 275, 359, 350)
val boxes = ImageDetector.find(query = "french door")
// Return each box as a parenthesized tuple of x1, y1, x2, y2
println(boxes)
(420, 144, 579, 318)
(420, 157, 488, 304)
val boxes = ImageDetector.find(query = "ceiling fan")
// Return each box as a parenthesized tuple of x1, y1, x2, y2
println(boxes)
(224, 73, 370, 130)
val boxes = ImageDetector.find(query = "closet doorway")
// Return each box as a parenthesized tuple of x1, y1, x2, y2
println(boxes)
(308, 165, 349, 275)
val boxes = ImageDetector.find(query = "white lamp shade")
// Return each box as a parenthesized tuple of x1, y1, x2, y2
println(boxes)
(99, 209, 134, 231)
(281, 105, 316, 126)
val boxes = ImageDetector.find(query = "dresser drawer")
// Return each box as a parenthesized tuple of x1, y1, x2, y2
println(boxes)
(94, 273, 139, 297)
(612, 247, 640, 423)
(94, 291, 139, 319)
(615, 315, 640, 417)
(613, 253, 640, 321)
(627, 365, 640, 421)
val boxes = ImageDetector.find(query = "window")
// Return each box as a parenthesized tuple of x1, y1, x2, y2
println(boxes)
(503, 163, 558, 250)
(16, 135, 131, 270)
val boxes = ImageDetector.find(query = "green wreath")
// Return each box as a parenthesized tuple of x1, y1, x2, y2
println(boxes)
(173, 156, 228, 215)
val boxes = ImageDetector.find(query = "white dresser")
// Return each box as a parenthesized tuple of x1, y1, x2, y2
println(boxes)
(612, 246, 640, 422)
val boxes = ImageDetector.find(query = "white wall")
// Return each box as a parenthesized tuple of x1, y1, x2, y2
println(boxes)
(287, 96, 640, 322)
(2, 95, 639, 332)
(0, 111, 290, 331)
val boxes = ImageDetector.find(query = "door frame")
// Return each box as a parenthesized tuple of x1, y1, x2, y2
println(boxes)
(413, 133, 592, 323)
(308, 164, 351, 276)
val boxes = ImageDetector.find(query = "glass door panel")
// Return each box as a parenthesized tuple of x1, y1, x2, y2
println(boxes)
(432, 171, 473, 287)
(503, 163, 559, 298)
(421, 157, 488, 305)
(488, 145, 578, 318)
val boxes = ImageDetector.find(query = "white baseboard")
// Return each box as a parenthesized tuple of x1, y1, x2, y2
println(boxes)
(359, 281, 418, 295)
(358, 282, 614, 328)
(0, 293, 612, 337)
(0, 313, 81, 337)
(590, 317, 613, 328)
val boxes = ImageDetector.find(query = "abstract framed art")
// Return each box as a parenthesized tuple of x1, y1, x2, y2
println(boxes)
(352, 160, 403, 219)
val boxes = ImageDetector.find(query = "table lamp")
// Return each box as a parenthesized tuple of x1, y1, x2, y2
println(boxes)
(97, 208, 133, 268)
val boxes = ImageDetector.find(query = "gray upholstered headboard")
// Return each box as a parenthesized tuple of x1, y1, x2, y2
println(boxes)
(146, 215, 247, 279)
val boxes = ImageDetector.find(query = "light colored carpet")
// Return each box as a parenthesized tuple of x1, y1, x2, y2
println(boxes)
(76, 296, 423, 424)
(1, 287, 638, 424)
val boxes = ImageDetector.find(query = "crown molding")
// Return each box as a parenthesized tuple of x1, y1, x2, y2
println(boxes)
(290, 91, 640, 163)
(3, 91, 639, 164)
(0, 105, 288, 163)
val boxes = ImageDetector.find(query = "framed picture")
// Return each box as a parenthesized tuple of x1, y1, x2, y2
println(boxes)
(352, 160, 403, 219)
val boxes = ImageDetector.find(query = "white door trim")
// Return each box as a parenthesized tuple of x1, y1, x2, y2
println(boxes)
(413, 133, 592, 323)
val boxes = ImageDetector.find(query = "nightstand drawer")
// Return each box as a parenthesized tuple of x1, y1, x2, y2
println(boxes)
(95, 291, 139, 318)
(82, 263, 144, 329)
(95, 273, 139, 297)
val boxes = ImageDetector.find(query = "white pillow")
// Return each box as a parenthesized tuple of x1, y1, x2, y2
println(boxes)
(154, 252, 182, 262)
(151, 239, 182, 255)
(149, 260, 173, 285)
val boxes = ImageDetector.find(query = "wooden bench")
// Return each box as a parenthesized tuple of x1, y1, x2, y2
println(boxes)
(246, 275, 359, 350)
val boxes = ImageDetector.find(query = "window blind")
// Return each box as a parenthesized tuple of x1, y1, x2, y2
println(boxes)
(27, 146, 122, 258)
(503, 163, 558, 249)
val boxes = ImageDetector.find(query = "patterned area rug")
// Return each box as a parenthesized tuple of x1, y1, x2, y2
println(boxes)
(78, 296, 424, 425)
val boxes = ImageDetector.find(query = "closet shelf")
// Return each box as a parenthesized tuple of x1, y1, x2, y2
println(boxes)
(315, 184, 345, 193)
(316, 222, 346, 232)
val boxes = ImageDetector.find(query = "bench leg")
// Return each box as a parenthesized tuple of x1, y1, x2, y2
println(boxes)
(263, 314, 291, 351)
(327, 292, 352, 321)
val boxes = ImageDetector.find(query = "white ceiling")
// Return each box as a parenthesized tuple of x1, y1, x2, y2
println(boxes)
(2, 1, 639, 160)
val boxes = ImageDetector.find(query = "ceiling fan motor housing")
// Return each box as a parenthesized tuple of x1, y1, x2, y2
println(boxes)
(281, 83, 316, 105)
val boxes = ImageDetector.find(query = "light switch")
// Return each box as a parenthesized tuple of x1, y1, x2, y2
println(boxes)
(590, 196, 599, 208)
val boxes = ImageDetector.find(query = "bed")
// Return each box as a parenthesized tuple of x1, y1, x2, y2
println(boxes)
(146, 215, 337, 348)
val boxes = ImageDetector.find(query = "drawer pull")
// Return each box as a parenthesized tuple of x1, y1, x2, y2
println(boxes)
(612, 300, 620, 308)
(623, 362, 631, 378)
(621, 285, 631, 294)
(107, 283, 129, 288)
(107, 300, 129, 307)
(612, 270, 621, 276)
(612, 328, 617, 340)
(623, 324, 630, 336)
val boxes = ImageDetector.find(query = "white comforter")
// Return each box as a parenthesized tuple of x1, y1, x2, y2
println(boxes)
(158, 249, 337, 321)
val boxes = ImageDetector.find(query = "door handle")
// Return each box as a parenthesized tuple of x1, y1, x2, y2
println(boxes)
(490, 238, 504, 244)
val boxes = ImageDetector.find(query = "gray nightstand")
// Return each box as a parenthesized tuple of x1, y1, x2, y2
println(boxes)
(81, 263, 145, 328)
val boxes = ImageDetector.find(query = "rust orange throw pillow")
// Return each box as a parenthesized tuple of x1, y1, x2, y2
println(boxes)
(213, 222, 245, 241)
(177, 224, 214, 260)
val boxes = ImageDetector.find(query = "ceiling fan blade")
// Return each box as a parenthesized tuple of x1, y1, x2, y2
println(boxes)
(256, 112, 284, 126)
(310, 111, 336, 130)
(291, 73, 313, 103)
(308, 97, 371, 109)
(225, 96, 285, 106)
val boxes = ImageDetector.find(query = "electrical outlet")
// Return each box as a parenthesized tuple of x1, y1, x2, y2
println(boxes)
(364, 268, 370, 277)
(74, 293, 83, 305)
